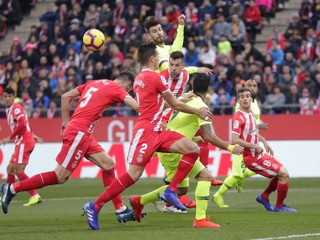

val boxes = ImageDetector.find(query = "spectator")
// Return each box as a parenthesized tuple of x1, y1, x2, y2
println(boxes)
(66, 34, 82, 56)
(199, 0, 214, 22)
(10, 36, 23, 63)
(284, 13, 304, 39)
(217, 35, 232, 57)
(198, 42, 216, 68)
(298, 52, 313, 72)
(184, 41, 199, 67)
(39, 5, 58, 28)
(244, 0, 262, 42)
(123, 4, 138, 27)
(165, 3, 181, 25)
(228, 15, 246, 54)
(263, 84, 286, 114)
(47, 100, 60, 118)
(184, 1, 198, 25)
(213, 94, 233, 115)
(112, 0, 125, 26)
(154, 1, 165, 19)
(229, 0, 244, 19)
(299, 72, 316, 96)
(212, 14, 230, 42)
(286, 84, 300, 114)
(33, 88, 50, 109)
(268, 39, 284, 66)
(300, 97, 319, 114)
(83, 4, 99, 28)
(21, 90, 33, 117)
(266, 27, 286, 52)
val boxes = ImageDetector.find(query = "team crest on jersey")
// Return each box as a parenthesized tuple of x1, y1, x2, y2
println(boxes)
(137, 154, 143, 163)
(233, 120, 240, 129)
(14, 108, 21, 115)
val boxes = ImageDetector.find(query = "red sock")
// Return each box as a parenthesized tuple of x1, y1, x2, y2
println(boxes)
(102, 169, 125, 211)
(17, 172, 38, 197)
(6, 174, 15, 184)
(276, 182, 289, 208)
(199, 144, 209, 167)
(261, 177, 278, 199)
(13, 171, 58, 193)
(94, 172, 135, 211)
(168, 152, 198, 192)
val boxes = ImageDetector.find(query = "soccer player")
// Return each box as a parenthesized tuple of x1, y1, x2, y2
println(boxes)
(1, 71, 142, 222)
(82, 42, 213, 230)
(213, 79, 269, 208)
(143, 15, 212, 75)
(155, 51, 221, 212)
(230, 87, 297, 212)
(0, 87, 42, 207)
(129, 73, 243, 228)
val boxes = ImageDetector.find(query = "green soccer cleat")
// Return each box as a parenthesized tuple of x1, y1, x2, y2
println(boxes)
(23, 195, 42, 207)
(212, 194, 229, 208)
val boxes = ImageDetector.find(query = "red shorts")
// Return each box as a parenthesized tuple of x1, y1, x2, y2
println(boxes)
(127, 128, 184, 167)
(56, 127, 104, 171)
(10, 140, 35, 165)
(244, 153, 283, 178)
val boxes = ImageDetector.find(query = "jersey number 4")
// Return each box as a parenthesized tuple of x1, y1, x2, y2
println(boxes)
(80, 87, 98, 108)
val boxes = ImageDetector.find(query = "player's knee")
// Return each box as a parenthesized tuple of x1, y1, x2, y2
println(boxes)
(278, 167, 289, 182)
(100, 159, 115, 170)
(195, 168, 211, 182)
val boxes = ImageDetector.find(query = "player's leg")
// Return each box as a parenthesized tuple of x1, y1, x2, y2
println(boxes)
(87, 149, 138, 223)
(6, 162, 15, 184)
(213, 154, 244, 208)
(159, 132, 200, 211)
(191, 161, 220, 228)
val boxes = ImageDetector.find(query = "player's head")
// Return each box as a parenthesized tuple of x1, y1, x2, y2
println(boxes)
(237, 87, 252, 109)
(193, 73, 210, 95)
(169, 51, 185, 78)
(3, 87, 15, 107)
(138, 42, 159, 69)
(244, 79, 258, 99)
(143, 16, 164, 45)
(115, 70, 135, 92)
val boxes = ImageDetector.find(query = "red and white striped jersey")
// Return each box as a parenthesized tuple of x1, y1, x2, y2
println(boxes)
(160, 68, 189, 123)
(134, 69, 169, 132)
(232, 110, 259, 158)
(6, 102, 33, 142)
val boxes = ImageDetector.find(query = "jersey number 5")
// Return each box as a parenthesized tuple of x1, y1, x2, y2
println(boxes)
(80, 87, 98, 108)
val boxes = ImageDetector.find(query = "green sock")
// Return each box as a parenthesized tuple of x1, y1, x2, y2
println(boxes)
(244, 169, 256, 178)
(216, 175, 240, 196)
(195, 181, 211, 220)
(140, 185, 167, 206)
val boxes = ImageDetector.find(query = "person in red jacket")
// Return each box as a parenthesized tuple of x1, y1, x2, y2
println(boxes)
(244, 0, 262, 42)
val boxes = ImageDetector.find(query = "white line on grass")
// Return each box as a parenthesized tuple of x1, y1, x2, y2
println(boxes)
(251, 233, 320, 240)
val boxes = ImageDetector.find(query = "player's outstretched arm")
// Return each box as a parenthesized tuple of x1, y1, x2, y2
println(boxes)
(201, 124, 243, 154)
(170, 14, 185, 52)
(259, 134, 274, 155)
(123, 96, 139, 112)
(32, 133, 44, 143)
(61, 88, 80, 130)
(162, 90, 212, 120)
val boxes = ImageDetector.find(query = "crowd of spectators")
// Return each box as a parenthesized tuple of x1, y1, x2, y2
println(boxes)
(0, 0, 319, 118)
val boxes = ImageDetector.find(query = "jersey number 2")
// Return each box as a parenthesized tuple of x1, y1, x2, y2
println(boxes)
(80, 87, 98, 108)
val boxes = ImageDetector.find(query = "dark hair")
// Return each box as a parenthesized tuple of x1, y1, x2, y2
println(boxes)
(138, 42, 157, 65)
(143, 16, 161, 33)
(170, 51, 184, 61)
(4, 87, 15, 95)
(237, 87, 251, 98)
(193, 73, 210, 94)
(117, 70, 135, 84)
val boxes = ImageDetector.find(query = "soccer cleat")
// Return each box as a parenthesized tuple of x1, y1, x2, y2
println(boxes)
(154, 200, 166, 212)
(23, 195, 42, 207)
(211, 177, 223, 186)
(212, 194, 229, 208)
(129, 196, 144, 222)
(163, 205, 187, 213)
(83, 202, 100, 230)
(273, 205, 297, 212)
(116, 207, 136, 223)
(179, 195, 196, 208)
(1, 183, 16, 214)
(193, 216, 221, 228)
(235, 178, 244, 193)
(160, 188, 187, 212)
(256, 194, 273, 211)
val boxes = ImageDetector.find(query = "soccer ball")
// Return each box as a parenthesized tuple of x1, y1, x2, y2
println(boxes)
(83, 29, 105, 51)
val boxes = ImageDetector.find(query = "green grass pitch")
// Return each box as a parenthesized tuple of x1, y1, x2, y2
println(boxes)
(0, 178, 319, 240)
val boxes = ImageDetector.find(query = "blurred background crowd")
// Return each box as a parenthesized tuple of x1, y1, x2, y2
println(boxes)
(0, 0, 319, 118)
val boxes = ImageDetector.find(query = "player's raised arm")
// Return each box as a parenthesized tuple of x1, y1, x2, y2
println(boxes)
(61, 88, 80, 130)
(170, 14, 185, 52)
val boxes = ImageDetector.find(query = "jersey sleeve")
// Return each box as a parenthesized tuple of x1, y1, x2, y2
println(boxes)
(232, 113, 244, 135)
(170, 24, 184, 52)
(76, 84, 86, 95)
(12, 104, 25, 121)
(185, 66, 198, 74)
(157, 74, 170, 93)
(113, 84, 130, 102)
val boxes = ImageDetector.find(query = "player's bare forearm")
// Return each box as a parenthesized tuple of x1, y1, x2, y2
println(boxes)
(201, 124, 229, 150)
(61, 89, 80, 127)
(232, 133, 255, 149)
(124, 96, 139, 112)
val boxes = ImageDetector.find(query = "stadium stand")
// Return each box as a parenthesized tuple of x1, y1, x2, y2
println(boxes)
(0, 0, 319, 118)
